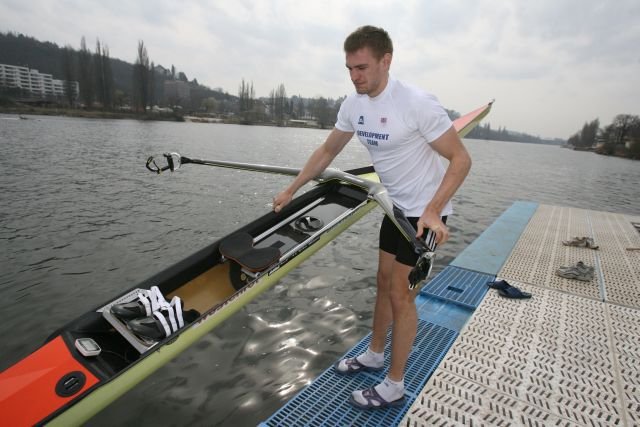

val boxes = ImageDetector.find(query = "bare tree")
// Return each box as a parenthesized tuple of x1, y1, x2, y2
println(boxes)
(78, 36, 94, 108)
(101, 45, 114, 109)
(93, 39, 114, 109)
(312, 97, 335, 129)
(274, 83, 287, 125)
(238, 78, 255, 122)
(148, 61, 156, 107)
(569, 119, 599, 148)
(61, 45, 76, 107)
(132, 40, 150, 113)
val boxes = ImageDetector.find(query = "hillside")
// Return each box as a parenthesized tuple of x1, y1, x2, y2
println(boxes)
(0, 32, 135, 94)
(0, 32, 232, 107)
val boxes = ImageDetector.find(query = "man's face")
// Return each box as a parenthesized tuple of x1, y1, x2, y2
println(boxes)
(345, 47, 391, 97)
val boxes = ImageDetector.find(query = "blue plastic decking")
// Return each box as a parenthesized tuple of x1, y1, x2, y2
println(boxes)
(261, 321, 457, 427)
(419, 265, 494, 309)
(261, 201, 538, 426)
(451, 201, 538, 275)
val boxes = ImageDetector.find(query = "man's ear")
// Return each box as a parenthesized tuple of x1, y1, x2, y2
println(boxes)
(382, 52, 392, 69)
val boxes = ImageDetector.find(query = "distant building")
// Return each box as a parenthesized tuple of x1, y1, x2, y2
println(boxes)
(0, 63, 79, 100)
(164, 80, 191, 107)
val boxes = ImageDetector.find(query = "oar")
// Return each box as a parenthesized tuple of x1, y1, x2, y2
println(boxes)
(146, 152, 437, 288)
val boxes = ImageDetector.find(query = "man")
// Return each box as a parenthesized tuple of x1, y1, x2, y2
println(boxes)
(273, 25, 471, 409)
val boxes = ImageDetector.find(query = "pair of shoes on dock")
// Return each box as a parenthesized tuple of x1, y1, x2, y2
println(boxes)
(562, 236, 599, 249)
(110, 286, 199, 341)
(486, 279, 532, 299)
(556, 261, 594, 281)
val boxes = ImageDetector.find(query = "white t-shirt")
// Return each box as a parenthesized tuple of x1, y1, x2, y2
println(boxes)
(335, 78, 453, 217)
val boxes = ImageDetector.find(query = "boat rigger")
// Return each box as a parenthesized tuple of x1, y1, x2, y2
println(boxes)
(0, 101, 492, 426)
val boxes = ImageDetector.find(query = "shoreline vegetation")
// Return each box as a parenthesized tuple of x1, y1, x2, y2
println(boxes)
(3, 104, 637, 160)
(0, 104, 323, 127)
(565, 116, 640, 160)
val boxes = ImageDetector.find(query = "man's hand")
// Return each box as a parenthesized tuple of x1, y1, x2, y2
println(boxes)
(273, 190, 294, 213)
(416, 211, 449, 245)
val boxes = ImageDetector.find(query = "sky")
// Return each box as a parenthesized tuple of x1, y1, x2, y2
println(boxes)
(1, 0, 639, 139)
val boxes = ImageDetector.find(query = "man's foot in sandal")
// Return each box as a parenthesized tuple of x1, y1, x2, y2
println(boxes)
(334, 348, 384, 374)
(350, 376, 405, 410)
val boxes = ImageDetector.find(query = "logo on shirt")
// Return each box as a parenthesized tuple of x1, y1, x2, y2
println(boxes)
(356, 130, 389, 147)
(358, 115, 364, 125)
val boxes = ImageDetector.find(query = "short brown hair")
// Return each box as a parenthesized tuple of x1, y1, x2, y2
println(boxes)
(344, 26, 393, 59)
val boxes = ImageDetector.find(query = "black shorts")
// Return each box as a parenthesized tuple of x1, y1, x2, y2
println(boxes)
(379, 215, 448, 266)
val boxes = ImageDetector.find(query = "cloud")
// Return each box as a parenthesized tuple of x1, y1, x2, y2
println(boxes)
(1, 0, 638, 137)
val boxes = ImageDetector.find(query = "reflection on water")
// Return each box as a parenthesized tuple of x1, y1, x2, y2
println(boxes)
(1, 114, 638, 425)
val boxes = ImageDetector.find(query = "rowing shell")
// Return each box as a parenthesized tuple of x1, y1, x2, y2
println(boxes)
(0, 101, 492, 426)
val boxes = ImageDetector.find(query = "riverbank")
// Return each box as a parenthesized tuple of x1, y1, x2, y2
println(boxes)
(563, 144, 640, 160)
(0, 105, 323, 128)
(0, 105, 185, 122)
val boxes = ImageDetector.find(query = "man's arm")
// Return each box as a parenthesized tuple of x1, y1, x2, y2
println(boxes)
(273, 128, 354, 213)
(416, 126, 472, 244)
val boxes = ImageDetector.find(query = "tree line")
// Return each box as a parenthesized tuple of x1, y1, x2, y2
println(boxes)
(464, 121, 563, 145)
(61, 37, 115, 109)
(63, 37, 158, 112)
(235, 78, 342, 128)
(568, 114, 640, 159)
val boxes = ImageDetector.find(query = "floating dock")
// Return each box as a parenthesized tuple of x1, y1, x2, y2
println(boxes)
(261, 201, 640, 426)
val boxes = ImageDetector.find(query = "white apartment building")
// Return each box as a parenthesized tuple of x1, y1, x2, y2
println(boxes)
(0, 63, 79, 99)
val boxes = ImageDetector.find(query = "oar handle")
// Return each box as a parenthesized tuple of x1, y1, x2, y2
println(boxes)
(145, 153, 182, 174)
(146, 156, 171, 174)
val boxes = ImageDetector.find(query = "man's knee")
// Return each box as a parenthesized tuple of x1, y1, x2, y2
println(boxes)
(376, 261, 394, 297)
(388, 273, 414, 312)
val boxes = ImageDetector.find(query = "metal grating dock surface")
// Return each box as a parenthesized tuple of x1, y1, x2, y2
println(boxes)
(419, 266, 494, 309)
(403, 204, 640, 426)
(261, 320, 457, 427)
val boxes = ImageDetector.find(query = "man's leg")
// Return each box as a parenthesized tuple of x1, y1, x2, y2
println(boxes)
(350, 257, 417, 408)
(368, 250, 395, 353)
(387, 260, 417, 381)
(334, 250, 395, 374)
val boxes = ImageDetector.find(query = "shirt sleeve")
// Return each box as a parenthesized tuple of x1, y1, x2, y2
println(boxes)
(416, 92, 452, 143)
(335, 96, 354, 132)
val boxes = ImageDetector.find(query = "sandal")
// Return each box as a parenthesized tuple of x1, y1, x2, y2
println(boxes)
(498, 287, 532, 299)
(350, 386, 405, 410)
(488, 279, 532, 299)
(487, 279, 511, 290)
(334, 357, 384, 375)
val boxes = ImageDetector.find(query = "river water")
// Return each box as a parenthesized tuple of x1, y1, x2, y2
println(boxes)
(1, 114, 638, 426)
